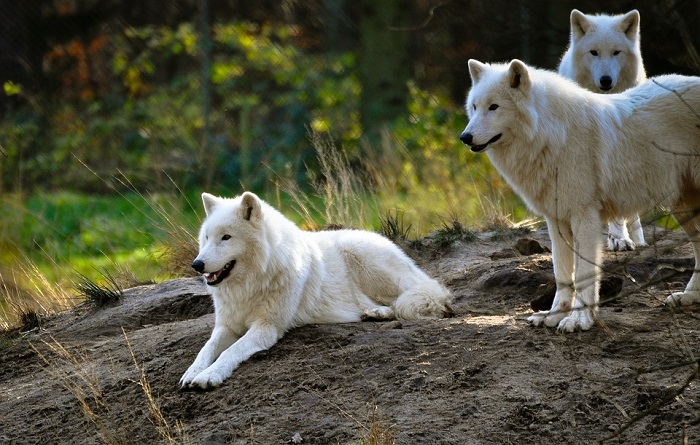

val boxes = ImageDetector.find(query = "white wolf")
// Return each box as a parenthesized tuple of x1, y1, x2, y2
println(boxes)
(459, 59, 700, 332)
(180, 191, 452, 388)
(558, 9, 648, 251)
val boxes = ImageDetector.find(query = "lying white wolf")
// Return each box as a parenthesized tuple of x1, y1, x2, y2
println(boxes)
(559, 9, 648, 251)
(180, 191, 452, 388)
(460, 59, 700, 332)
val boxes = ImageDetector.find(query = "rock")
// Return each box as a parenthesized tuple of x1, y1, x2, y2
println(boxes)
(514, 237, 550, 256)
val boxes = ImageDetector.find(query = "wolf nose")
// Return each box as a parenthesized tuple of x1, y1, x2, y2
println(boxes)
(460, 131, 473, 145)
(600, 76, 613, 89)
(192, 259, 205, 273)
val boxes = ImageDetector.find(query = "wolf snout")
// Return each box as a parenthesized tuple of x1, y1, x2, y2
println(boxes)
(460, 131, 473, 145)
(599, 75, 613, 91)
(192, 259, 205, 273)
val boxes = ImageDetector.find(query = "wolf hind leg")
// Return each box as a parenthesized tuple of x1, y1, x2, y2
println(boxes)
(362, 305, 395, 321)
(391, 280, 452, 320)
(607, 218, 636, 251)
(666, 194, 700, 306)
(628, 214, 647, 247)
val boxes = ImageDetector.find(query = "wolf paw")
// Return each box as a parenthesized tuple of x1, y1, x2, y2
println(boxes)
(527, 310, 568, 328)
(180, 363, 208, 388)
(666, 291, 700, 307)
(362, 306, 395, 321)
(607, 235, 636, 252)
(185, 367, 227, 390)
(556, 309, 595, 332)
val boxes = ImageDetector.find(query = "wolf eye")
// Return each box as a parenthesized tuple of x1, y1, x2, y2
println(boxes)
(590, 50, 598, 56)
(613, 50, 620, 56)
(221, 234, 231, 241)
(472, 104, 476, 111)
(488, 104, 499, 111)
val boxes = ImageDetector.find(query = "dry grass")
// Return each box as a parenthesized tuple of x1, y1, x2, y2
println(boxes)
(362, 406, 397, 445)
(277, 131, 379, 230)
(32, 336, 122, 444)
(31, 332, 189, 445)
(0, 260, 74, 331)
(122, 328, 190, 445)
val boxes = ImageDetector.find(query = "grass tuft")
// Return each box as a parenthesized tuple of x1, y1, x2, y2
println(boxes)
(19, 309, 41, 332)
(378, 209, 413, 243)
(75, 269, 123, 308)
(356, 406, 396, 445)
(428, 217, 477, 248)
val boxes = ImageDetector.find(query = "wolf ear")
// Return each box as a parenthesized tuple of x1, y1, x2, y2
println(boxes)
(618, 10, 640, 39)
(240, 192, 262, 222)
(201, 193, 220, 216)
(468, 59, 487, 85)
(508, 59, 530, 91)
(570, 9, 592, 41)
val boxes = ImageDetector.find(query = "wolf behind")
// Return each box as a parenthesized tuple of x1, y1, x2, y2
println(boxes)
(180, 191, 452, 389)
(460, 59, 700, 332)
(558, 9, 647, 251)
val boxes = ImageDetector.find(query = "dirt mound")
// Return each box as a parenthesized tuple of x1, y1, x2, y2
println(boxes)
(2, 227, 700, 444)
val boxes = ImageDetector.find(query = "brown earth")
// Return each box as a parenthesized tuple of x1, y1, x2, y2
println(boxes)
(1, 226, 700, 445)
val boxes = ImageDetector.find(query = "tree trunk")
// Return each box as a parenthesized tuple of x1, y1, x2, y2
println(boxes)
(358, 0, 412, 140)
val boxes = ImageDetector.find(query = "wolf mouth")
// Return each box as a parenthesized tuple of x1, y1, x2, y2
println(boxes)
(470, 133, 502, 153)
(204, 260, 236, 286)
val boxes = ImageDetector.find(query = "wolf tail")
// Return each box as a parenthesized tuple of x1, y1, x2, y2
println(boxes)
(392, 280, 453, 320)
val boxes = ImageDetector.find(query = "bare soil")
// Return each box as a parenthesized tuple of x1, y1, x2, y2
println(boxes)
(2, 226, 700, 445)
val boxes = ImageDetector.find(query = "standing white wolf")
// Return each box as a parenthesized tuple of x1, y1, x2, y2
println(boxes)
(180, 191, 452, 389)
(459, 59, 700, 332)
(558, 9, 648, 251)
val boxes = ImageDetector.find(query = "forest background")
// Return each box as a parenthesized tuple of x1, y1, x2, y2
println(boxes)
(1, 0, 699, 328)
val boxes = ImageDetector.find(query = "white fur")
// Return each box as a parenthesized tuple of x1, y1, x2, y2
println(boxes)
(460, 59, 700, 332)
(180, 192, 452, 388)
(558, 9, 648, 251)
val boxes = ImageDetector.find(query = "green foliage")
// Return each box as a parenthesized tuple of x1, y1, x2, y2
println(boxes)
(0, 192, 199, 285)
(0, 18, 537, 329)
(0, 20, 362, 194)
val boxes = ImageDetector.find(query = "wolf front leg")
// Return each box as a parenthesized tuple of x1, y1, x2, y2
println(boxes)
(557, 211, 602, 332)
(180, 325, 239, 388)
(666, 197, 700, 306)
(528, 217, 575, 328)
(186, 322, 283, 389)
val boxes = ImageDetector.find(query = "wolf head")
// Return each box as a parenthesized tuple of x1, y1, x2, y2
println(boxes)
(460, 59, 537, 153)
(191, 192, 265, 287)
(568, 9, 644, 93)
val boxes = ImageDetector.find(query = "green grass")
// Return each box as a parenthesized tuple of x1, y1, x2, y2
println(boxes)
(0, 191, 202, 329)
(0, 191, 200, 284)
(0, 131, 534, 330)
